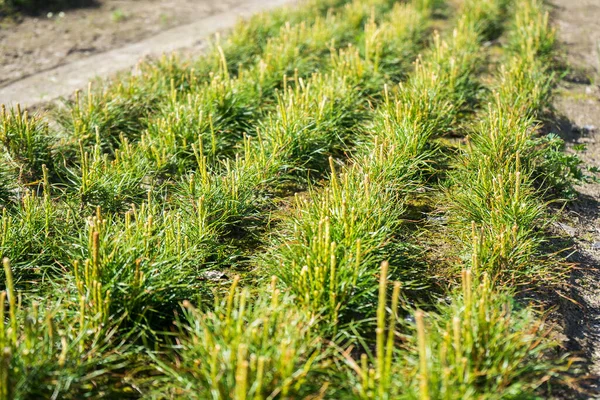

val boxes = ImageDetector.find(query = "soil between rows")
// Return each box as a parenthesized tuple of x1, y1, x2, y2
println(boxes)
(550, 0, 600, 394)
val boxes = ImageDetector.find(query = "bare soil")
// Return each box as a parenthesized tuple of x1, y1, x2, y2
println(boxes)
(0, 0, 240, 87)
(0, 0, 293, 107)
(550, 0, 600, 394)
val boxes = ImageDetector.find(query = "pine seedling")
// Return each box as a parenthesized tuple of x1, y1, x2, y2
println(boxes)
(0, 258, 136, 399)
(70, 134, 150, 213)
(340, 262, 403, 400)
(0, 104, 53, 185)
(407, 270, 572, 399)
(0, 188, 74, 285)
(265, 158, 409, 325)
(260, 71, 366, 178)
(446, 0, 562, 282)
(68, 203, 214, 333)
(144, 70, 260, 176)
(150, 278, 328, 399)
(59, 82, 155, 154)
(508, 0, 555, 61)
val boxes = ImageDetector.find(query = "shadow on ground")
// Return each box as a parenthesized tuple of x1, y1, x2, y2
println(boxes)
(544, 102, 600, 396)
(2, 0, 98, 15)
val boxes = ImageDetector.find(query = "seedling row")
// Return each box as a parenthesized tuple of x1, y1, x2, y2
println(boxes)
(0, 0, 582, 398)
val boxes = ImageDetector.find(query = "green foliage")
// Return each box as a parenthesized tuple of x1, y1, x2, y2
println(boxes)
(0, 160, 16, 206)
(449, 105, 550, 279)
(177, 141, 277, 242)
(67, 137, 150, 213)
(265, 160, 411, 324)
(260, 71, 367, 177)
(0, 0, 579, 397)
(149, 278, 327, 399)
(409, 271, 571, 399)
(57, 83, 156, 154)
(532, 133, 585, 199)
(145, 73, 260, 174)
(342, 268, 571, 399)
(462, 0, 509, 40)
(111, 8, 127, 23)
(65, 204, 216, 333)
(446, 0, 565, 283)
(0, 190, 74, 285)
(508, 0, 555, 60)
(0, 259, 137, 400)
(0, 105, 53, 185)
(263, 1, 488, 326)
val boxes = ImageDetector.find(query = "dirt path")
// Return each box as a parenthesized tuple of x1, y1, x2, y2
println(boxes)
(0, 0, 294, 108)
(0, 0, 237, 87)
(550, 0, 600, 392)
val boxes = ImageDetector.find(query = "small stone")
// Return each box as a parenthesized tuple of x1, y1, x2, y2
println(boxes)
(199, 270, 227, 281)
(555, 222, 577, 237)
(427, 215, 447, 225)
(578, 137, 596, 144)
(591, 242, 600, 250)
